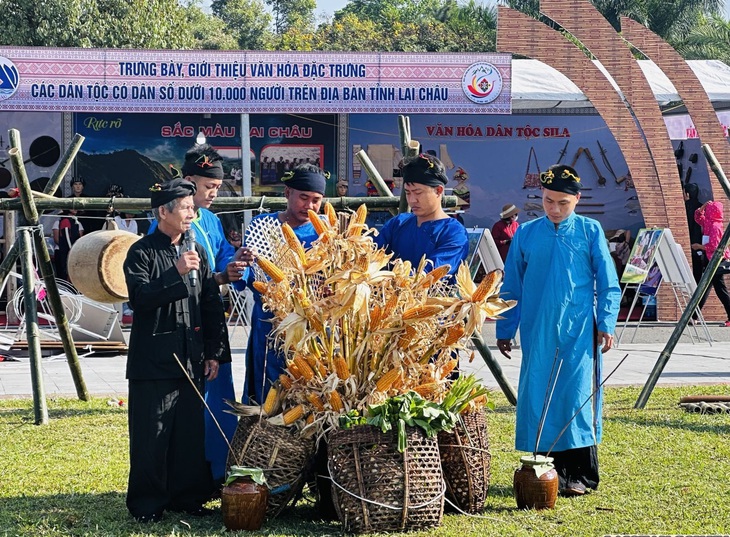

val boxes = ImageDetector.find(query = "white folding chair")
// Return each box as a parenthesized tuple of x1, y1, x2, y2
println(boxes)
(227, 284, 251, 339)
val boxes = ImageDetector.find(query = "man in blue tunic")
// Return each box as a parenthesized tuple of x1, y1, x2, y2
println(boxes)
(375, 153, 469, 277)
(148, 145, 244, 489)
(496, 164, 620, 497)
(236, 164, 326, 404)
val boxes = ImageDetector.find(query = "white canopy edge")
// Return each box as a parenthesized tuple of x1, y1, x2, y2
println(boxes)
(511, 58, 730, 110)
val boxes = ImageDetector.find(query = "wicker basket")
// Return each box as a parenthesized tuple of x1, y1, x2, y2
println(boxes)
(438, 409, 491, 513)
(328, 425, 445, 533)
(226, 415, 315, 519)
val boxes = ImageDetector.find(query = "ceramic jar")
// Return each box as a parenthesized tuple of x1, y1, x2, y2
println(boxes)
(513, 455, 558, 510)
(221, 476, 269, 531)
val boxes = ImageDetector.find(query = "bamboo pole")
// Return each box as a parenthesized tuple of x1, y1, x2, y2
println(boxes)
(18, 227, 48, 425)
(0, 242, 20, 286)
(471, 331, 518, 406)
(8, 129, 89, 401)
(43, 133, 85, 197)
(635, 143, 730, 409)
(0, 195, 459, 212)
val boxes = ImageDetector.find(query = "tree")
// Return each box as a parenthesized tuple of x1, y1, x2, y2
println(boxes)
(0, 0, 195, 48)
(676, 14, 730, 64)
(212, 0, 274, 49)
(265, 0, 317, 35)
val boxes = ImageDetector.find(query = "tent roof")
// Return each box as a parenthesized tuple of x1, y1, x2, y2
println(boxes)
(511, 59, 730, 112)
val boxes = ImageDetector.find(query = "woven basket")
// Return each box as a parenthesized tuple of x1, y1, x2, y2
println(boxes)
(328, 425, 445, 533)
(438, 410, 491, 513)
(226, 415, 315, 519)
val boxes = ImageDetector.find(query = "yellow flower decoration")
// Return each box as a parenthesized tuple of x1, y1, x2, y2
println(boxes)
(149, 183, 162, 192)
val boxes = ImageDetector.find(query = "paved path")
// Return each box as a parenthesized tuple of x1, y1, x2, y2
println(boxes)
(1, 322, 729, 400)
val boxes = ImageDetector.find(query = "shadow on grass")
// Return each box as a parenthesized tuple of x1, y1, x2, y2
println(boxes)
(0, 405, 120, 423)
(1, 491, 344, 537)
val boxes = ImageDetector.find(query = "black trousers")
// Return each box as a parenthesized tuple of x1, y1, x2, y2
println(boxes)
(538, 445, 599, 490)
(697, 271, 730, 320)
(126, 377, 212, 517)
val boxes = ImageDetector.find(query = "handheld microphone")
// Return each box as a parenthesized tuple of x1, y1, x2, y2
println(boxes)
(184, 228, 197, 287)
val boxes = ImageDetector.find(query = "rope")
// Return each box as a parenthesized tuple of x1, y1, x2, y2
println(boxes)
(326, 460, 446, 511)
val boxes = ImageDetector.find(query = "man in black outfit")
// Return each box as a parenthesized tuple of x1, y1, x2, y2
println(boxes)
(123, 179, 228, 523)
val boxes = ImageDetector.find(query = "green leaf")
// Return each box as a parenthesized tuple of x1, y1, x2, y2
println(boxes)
(225, 466, 267, 487)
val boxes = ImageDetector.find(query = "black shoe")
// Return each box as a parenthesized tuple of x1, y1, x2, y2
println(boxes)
(560, 480, 587, 497)
(134, 512, 163, 523)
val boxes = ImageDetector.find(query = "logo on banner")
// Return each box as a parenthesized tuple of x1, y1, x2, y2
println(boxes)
(0, 57, 19, 101)
(461, 62, 502, 105)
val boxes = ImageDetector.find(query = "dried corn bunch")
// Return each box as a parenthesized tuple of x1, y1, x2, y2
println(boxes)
(253, 202, 515, 436)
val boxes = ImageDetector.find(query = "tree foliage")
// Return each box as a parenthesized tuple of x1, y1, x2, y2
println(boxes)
(0, 0, 727, 58)
(0, 0, 194, 48)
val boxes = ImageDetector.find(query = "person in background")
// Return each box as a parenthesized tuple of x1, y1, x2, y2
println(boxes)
(227, 229, 242, 250)
(52, 209, 84, 282)
(683, 182, 705, 283)
(124, 179, 227, 523)
(375, 153, 469, 279)
(336, 179, 349, 197)
(114, 211, 139, 235)
(496, 164, 620, 497)
(693, 199, 730, 326)
(148, 144, 245, 490)
(492, 204, 520, 263)
(68, 176, 93, 232)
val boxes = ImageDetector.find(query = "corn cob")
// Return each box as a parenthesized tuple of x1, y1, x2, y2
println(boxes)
(306, 413, 315, 425)
(346, 204, 368, 237)
(402, 305, 442, 321)
(294, 288, 311, 309)
(293, 355, 315, 381)
(334, 355, 350, 379)
(369, 305, 382, 331)
(439, 359, 459, 379)
(419, 265, 451, 288)
(471, 269, 502, 302)
(375, 368, 400, 392)
(282, 404, 305, 425)
(323, 203, 337, 228)
(257, 256, 285, 283)
(413, 382, 439, 399)
(307, 393, 326, 412)
(381, 294, 399, 324)
(282, 222, 307, 267)
(263, 387, 279, 415)
(398, 325, 417, 349)
(279, 374, 293, 390)
(308, 209, 329, 235)
(329, 390, 344, 412)
(252, 281, 268, 294)
(288, 363, 302, 380)
(444, 325, 465, 346)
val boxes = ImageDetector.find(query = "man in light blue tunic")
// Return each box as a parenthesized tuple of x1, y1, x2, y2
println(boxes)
(496, 164, 620, 497)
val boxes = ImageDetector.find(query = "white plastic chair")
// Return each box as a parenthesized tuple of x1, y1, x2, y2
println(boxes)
(227, 284, 251, 339)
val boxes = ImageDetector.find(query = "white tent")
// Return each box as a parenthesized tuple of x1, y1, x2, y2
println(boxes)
(511, 59, 730, 112)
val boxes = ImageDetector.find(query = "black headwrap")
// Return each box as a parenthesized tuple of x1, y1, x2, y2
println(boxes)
(402, 154, 448, 187)
(181, 144, 224, 179)
(540, 164, 582, 195)
(281, 165, 328, 195)
(149, 179, 197, 208)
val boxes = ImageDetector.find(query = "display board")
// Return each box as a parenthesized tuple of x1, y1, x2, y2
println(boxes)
(621, 228, 664, 284)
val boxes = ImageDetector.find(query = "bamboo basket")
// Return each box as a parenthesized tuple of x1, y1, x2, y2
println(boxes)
(226, 415, 315, 519)
(328, 425, 445, 533)
(438, 409, 491, 513)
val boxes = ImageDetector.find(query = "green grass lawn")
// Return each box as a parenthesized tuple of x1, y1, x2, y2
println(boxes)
(1, 386, 729, 536)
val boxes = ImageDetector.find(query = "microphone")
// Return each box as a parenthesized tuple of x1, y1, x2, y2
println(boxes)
(184, 228, 197, 287)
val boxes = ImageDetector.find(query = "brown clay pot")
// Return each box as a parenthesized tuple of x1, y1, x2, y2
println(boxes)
(513, 455, 558, 510)
(221, 477, 269, 531)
